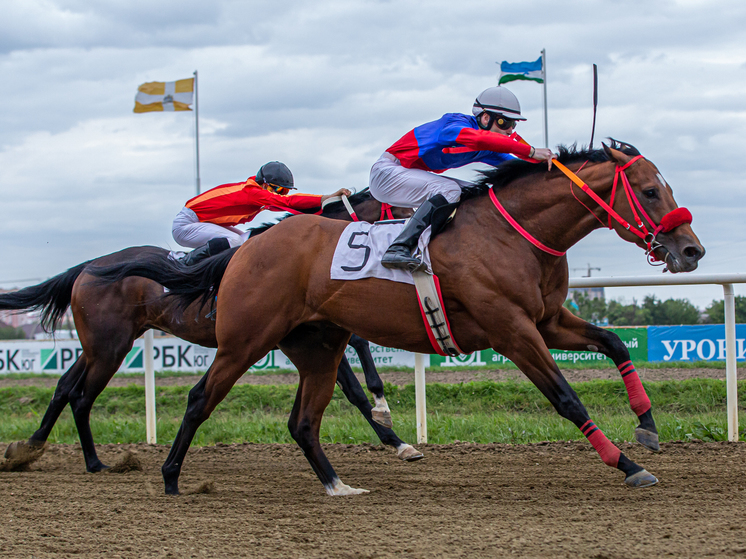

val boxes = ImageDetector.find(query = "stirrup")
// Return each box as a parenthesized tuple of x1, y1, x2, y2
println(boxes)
(381, 253, 426, 272)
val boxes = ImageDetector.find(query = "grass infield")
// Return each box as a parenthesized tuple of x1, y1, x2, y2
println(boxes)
(1, 377, 743, 445)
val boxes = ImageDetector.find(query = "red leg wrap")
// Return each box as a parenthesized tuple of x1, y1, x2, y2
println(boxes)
(580, 420, 620, 468)
(618, 361, 651, 416)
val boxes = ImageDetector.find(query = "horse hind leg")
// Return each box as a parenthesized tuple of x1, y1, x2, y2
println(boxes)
(3, 356, 88, 468)
(282, 324, 369, 495)
(161, 341, 279, 495)
(67, 357, 120, 473)
(335, 354, 422, 462)
(347, 334, 392, 429)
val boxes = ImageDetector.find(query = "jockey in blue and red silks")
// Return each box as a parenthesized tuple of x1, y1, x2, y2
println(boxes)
(369, 85, 557, 271)
(172, 161, 350, 265)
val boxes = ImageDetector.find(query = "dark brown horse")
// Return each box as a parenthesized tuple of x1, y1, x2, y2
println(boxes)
(1, 190, 422, 472)
(91, 142, 704, 495)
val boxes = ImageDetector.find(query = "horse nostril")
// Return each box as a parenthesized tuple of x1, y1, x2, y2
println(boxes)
(684, 245, 705, 262)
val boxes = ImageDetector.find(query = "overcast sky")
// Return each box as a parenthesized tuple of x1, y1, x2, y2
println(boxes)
(1, 0, 744, 309)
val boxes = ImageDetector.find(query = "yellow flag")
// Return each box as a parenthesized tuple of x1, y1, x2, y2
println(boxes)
(134, 78, 194, 113)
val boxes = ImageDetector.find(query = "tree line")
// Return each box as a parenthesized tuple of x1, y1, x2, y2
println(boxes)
(565, 294, 746, 326)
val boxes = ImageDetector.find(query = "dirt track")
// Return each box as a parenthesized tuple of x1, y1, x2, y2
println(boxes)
(1, 441, 745, 558)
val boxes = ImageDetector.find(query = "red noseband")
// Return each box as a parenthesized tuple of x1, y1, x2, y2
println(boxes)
(654, 207, 692, 236)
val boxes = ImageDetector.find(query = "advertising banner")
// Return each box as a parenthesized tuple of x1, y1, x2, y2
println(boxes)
(0, 337, 423, 374)
(648, 325, 746, 362)
(431, 327, 648, 367)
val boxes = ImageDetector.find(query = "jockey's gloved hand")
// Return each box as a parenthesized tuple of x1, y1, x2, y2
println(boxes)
(529, 147, 557, 170)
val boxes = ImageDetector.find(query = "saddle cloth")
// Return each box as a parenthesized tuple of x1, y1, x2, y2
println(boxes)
(330, 220, 432, 284)
(331, 220, 462, 356)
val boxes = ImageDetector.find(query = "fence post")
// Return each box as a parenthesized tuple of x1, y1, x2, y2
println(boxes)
(144, 330, 157, 444)
(723, 284, 739, 442)
(414, 353, 427, 443)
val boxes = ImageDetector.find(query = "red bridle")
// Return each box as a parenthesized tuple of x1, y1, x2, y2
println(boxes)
(489, 156, 693, 264)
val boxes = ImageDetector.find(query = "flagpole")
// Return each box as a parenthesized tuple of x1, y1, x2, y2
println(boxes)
(194, 70, 201, 196)
(541, 49, 548, 148)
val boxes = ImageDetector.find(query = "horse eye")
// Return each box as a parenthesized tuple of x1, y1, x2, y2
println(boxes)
(642, 189, 657, 199)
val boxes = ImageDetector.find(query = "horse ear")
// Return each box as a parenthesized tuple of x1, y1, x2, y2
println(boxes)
(602, 142, 631, 165)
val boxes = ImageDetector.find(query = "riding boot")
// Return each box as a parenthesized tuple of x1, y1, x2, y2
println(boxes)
(182, 237, 231, 266)
(381, 194, 450, 272)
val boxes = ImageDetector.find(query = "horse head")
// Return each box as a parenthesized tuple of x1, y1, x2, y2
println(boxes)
(602, 142, 705, 273)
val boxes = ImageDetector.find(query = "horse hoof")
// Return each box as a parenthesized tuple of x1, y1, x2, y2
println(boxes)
(326, 479, 370, 496)
(397, 445, 424, 462)
(624, 469, 659, 488)
(1, 440, 46, 471)
(87, 463, 110, 473)
(635, 427, 661, 452)
(372, 409, 393, 429)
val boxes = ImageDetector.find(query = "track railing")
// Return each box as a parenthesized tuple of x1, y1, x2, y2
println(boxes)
(413, 273, 746, 444)
(141, 273, 745, 446)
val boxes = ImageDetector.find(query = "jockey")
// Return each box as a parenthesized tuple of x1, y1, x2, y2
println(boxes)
(172, 161, 351, 265)
(370, 85, 556, 271)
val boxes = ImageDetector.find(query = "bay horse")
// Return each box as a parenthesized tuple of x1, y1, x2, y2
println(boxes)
(91, 141, 704, 495)
(1, 190, 422, 472)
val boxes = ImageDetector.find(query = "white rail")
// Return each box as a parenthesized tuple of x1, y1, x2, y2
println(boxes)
(414, 273, 745, 444)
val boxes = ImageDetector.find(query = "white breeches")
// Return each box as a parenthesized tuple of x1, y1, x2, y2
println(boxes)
(171, 207, 249, 249)
(369, 153, 472, 208)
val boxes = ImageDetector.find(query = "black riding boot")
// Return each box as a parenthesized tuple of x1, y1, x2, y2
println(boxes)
(381, 194, 450, 272)
(182, 237, 231, 266)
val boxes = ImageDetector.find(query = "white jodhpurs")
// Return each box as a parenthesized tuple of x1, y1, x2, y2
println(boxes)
(369, 152, 473, 208)
(171, 207, 249, 249)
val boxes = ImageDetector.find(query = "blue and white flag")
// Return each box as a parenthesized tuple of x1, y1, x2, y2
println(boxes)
(498, 57, 544, 84)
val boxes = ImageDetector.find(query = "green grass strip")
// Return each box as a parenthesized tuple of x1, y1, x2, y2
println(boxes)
(1, 379, 743, 445)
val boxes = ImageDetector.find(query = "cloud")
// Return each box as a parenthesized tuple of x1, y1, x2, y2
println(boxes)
(0, 0, 744, 309)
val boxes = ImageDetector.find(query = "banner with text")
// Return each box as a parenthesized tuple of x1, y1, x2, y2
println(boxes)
(648, 325, 746, 362)
(0, 337, 421, 374)
(430, 327, 648, 367)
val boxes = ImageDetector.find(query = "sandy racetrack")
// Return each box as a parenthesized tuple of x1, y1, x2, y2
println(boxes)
(1, 441, 745, 558)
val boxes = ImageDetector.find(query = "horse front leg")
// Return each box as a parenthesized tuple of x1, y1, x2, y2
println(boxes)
(347, 334, 392, 428)
(499, 323, 658, 488)
(539, 307, 659, 451)
(335, 354, 423, 461)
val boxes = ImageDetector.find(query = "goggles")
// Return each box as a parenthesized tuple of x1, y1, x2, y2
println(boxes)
(266, 183, 291, 195)
(494, 115, 517, 131)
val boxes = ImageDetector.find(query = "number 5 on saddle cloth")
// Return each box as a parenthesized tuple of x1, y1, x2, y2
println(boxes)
(330, 205, 462, 357)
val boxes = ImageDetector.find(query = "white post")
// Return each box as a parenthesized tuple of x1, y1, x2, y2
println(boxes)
(723, 284, 739, 442)
(144, 329, 157, 444)
(414, 353, 427, 444)
(541, 48, 548, 148)
(193, 69, 201, 196)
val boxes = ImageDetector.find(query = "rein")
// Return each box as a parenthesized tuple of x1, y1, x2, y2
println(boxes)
(489, 156, 692, 263)
(319, 195, 395, 222)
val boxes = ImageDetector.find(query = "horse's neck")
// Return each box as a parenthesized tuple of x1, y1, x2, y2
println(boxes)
(484, 161, 615, 253)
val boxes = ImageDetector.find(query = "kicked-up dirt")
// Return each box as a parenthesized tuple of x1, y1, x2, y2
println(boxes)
(1, 440, 745, 558)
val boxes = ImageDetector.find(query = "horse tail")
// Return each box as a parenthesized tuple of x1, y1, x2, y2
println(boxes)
(0, 262, 89, 332)
(89, 247, 240, 314)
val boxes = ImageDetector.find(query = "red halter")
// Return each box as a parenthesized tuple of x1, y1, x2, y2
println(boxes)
(489, 156, 693, 264)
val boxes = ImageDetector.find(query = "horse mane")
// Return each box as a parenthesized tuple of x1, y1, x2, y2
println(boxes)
(247, 188, 372, 236)
(461, 138, 642, 201)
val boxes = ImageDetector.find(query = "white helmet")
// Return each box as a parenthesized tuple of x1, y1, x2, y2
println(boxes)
(472, 86, 526, 121)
